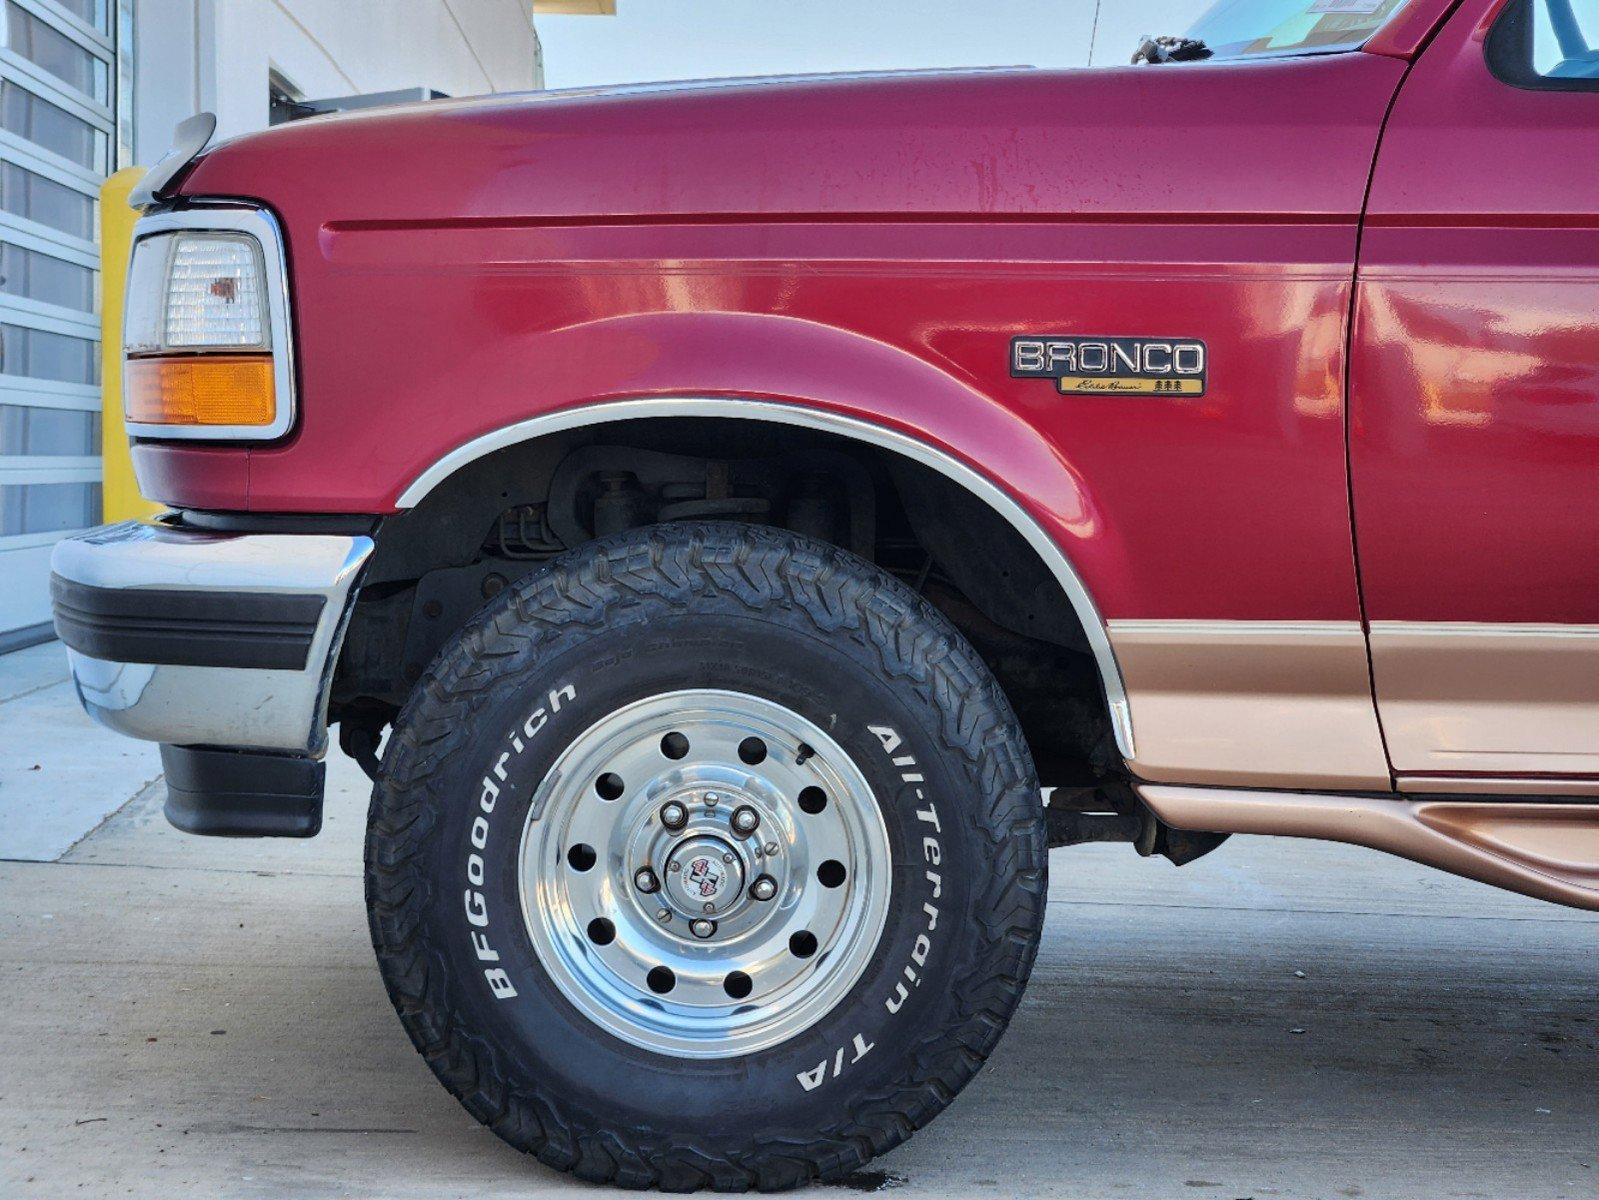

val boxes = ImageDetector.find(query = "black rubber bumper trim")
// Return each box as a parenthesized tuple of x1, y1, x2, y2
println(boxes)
(50, 575, 325, 670)
(161, 745, 325, 838)
(170, 509, 380, 537)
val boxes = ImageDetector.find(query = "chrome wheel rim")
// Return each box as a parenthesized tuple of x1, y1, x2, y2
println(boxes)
(517, 689, 891, 1058)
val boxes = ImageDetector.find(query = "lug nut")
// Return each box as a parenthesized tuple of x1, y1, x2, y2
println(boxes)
(634, 868, 659, 894)
(690, 918, 717, 939)
(731, 805, 760, 835)
(655, 908, 672, 923)
(660, 801, 688, 830)
(750, 875, 777, 901)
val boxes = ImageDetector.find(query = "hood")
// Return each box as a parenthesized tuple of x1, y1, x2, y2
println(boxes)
(178, 52, 1403, 227)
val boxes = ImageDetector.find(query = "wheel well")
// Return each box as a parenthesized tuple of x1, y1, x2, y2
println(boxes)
(332, 416, 1121, 782)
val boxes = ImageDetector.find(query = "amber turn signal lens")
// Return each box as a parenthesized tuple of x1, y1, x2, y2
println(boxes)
(124, 355, 276, 427)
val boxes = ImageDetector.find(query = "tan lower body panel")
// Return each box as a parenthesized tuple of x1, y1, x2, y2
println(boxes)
(1369, 622, 1599, 776)
(1108, 620, 1390, 790)
(1139, 784, 1599, 911)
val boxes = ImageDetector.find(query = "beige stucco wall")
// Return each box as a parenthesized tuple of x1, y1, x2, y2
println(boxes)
(135, 0, 543, 153)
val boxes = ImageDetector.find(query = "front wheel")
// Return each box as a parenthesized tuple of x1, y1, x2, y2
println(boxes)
(365, 523, 1045, 1190)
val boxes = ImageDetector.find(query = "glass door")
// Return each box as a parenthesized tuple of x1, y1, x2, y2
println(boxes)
(0, 0, 117, 649)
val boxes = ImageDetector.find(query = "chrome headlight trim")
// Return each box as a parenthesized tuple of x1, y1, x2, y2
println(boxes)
(122, 205, 298, 443)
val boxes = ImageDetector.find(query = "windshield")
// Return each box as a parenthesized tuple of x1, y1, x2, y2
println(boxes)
(1184, 0, 1413, 59)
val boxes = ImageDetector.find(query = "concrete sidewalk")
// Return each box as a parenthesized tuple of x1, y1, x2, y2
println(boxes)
(1, 644, 1595, 1199)
(0, 643, 161, 862)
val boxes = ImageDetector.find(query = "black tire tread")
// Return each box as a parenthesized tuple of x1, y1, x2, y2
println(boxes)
(364, 522, 1045, 1191)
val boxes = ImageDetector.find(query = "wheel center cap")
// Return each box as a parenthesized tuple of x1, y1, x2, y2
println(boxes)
(668, 836, 744, 914)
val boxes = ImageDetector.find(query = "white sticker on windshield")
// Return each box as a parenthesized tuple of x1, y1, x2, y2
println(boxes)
(1308, 0, 1384, 12)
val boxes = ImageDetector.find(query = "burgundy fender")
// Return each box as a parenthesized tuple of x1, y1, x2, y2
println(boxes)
(389, 311, 1136, 756)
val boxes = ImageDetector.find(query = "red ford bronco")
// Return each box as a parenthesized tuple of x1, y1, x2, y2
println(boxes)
(49, 0, 1599, 1188)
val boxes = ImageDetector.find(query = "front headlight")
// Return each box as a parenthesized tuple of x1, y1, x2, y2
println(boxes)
(122, 210, 292, 439)
(126, 233, 270, 353)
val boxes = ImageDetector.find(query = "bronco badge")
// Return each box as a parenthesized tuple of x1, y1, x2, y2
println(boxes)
(1011, 335, 1207, 397)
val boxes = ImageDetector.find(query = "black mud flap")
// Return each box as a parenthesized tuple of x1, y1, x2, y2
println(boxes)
(161, 745, 325, 837)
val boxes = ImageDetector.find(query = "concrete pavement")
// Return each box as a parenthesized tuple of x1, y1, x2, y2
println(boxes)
(1, 645, 1595, 1198)
(0, 643, 160, 862)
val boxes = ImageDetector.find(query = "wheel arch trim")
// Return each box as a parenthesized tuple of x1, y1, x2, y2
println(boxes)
(392, 396, 1135, 758)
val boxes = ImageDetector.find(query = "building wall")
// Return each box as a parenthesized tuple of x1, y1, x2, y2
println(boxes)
(0, 0, 544, 648)
(136, 0, 543, 154)
(0, 0, 119, 647)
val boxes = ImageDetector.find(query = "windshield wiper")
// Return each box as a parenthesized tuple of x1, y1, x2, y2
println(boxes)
(1131, 35, 1212, 65)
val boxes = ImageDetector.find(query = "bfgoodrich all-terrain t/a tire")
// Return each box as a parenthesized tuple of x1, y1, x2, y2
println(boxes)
(365, 523, 1046, 1190)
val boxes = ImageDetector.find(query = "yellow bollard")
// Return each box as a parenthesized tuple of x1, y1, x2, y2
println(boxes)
(100, 168, 162, 522)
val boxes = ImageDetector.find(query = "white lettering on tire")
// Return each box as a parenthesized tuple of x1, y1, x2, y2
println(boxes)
(794, 723, 942, 1090)
(868, 724, 941, 1017)
(796, 1034, 876, 1092)
(463, 684, 576, 1001)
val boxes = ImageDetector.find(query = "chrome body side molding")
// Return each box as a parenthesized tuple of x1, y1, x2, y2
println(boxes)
(1397, 774, 1599, 797)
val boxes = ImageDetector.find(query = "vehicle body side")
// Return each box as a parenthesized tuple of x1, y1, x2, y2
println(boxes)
(63, 0, 1599, 910)
(141, 50, 1411, 789)
(46, 2, 1599, 1183)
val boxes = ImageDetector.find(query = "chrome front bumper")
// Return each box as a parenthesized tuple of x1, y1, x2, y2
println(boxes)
(50, 519, 372, 757)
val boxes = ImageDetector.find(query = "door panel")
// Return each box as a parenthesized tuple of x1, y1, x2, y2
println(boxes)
(1368, 622, 1599, 775)
(1352, 0, 1599, 776)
